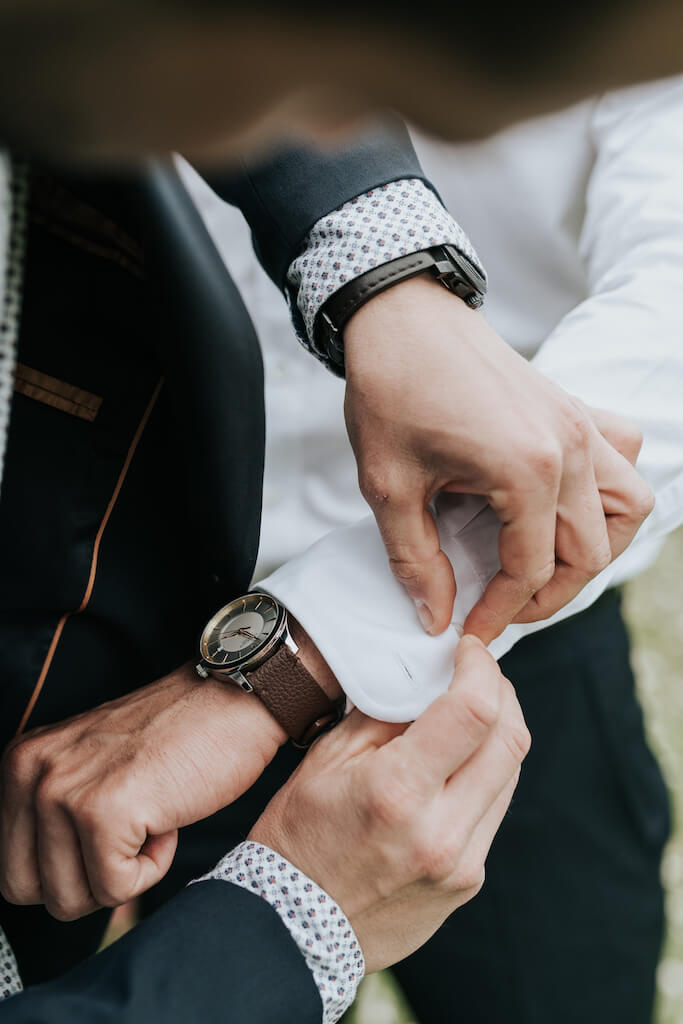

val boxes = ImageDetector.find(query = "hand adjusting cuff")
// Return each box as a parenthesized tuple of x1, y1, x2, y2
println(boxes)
(314, 244, 487, 376)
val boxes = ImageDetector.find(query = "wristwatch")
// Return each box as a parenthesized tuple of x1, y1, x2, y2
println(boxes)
(314, 243, 487, 376)
(196, 592, 344, 747)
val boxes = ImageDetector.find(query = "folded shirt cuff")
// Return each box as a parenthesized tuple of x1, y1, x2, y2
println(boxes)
(286, 177, 485, 356)
(0, 925, 22, 1001)
(260, 492, 651, 722)
(192, 841, 364, 1024)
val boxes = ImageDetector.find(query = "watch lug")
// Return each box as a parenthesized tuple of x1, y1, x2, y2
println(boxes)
(283, 631, 299, 658)
(229, 669, 254, 693)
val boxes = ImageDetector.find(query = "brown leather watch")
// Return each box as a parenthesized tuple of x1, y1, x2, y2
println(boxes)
(196, 592, 344, 747)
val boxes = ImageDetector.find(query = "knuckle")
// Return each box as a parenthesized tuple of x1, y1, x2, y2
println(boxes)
(357, 465, 410, 510)
(621, 420, 644, 457)
(454, 862, 486, 898)
(388, 555, 423, 586)
(580, 542, 612, 578)
(92, 876, 130, 909)
(560, 403, 592, 452)
(70, 788, 109, 832)
(0, 878, 39, 906)
(633, 483, 655, 521)
(527, 559, 555, 592)
(458, 682, 501, 734)
(365, 764, 418, 829)
(500, 712, 532, 762)
(414, 836, 461, 883)
(524, 440, 562, 485)
(34, 772, 66, 814)
(45, 897, 87, 923)
(2, 738, 42, 788)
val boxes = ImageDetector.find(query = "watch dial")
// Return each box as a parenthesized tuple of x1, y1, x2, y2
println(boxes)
(202, 593, 282, 669)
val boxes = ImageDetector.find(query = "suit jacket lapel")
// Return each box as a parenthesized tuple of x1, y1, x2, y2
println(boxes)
(132, 161, 265, 595)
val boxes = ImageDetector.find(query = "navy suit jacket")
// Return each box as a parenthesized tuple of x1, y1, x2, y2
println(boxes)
(0, 121, 427, 1019)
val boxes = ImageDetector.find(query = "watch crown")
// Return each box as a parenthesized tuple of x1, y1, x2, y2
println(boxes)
(195, 663, 210, 680)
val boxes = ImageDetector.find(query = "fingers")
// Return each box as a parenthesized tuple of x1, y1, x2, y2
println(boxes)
(512, 428, 653, 624)
(578, 402, 643, 466)
(467, 403, 654, 637)
(511, 435, 610, 622)
(464, 472, 559, 644)
(0, 741, 42, 907)
(396, 636, 504, 786)
(361, 479, 456, 635)
(441, 772, 520, 904)
(79, 825, 177, 909)
(36, 803, 98, 920)
(0, 736, 175, 920)
(444, 674, 529, 826)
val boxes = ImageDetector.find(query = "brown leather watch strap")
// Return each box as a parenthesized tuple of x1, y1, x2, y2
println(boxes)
(247, 645, 344, 747)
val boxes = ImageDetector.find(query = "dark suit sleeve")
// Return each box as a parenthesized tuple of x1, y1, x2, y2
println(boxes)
(1, 882, 323, 1024)
(207, 116, 434, 290)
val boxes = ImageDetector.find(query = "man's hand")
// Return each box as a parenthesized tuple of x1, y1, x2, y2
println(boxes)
(0, 665, 287, 921)
(250, 635, 530, 973)
(344, 274, 654, 643)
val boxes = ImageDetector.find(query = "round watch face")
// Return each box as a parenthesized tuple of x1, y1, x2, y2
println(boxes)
(200, 593, 285, 671)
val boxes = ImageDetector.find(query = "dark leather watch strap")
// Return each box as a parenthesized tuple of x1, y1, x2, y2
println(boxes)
(248, 645, 344, 747)
(314, 244, 486, 375)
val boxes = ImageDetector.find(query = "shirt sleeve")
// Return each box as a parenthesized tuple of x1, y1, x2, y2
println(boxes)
(0, 925, 22, 1001)
(260, 81, 683, 722)
(192, 842, 364, 1024)
(286, 177, 485, 356)
(530, 76, 683, 543)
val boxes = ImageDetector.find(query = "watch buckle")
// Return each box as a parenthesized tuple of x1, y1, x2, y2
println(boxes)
(292, 700, 345, 749)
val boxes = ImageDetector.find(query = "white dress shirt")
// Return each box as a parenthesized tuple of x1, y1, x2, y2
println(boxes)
(187, 75, 683, 721)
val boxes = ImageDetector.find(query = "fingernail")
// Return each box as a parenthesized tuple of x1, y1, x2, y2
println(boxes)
(415, 600, 435, 634)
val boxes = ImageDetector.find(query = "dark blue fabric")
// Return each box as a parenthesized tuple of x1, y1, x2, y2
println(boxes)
(1, 882, 322, 1023)
(209, 117, 428, 290)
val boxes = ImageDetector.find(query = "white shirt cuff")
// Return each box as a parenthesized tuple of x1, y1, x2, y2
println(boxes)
(260, 491, 668, 721)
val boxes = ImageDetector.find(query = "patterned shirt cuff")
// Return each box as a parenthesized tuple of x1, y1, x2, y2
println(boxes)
(286, 177, 485, 353)
(192, 842, 365, 1024)
(0, 925, 23, 1001)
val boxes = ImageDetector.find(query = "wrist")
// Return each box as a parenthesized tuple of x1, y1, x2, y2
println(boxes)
(177, 661, 289, 750)
(190, 612, 343, 747)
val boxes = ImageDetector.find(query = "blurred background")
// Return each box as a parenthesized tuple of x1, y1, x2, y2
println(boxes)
(345, 526, 683, 1024)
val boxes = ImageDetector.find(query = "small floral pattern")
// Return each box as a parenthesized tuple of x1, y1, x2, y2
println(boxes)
(194, 841, 364, 1024)
(287, 177, 484, 349)
(0, 925, 22, 1001)
(0, 156, 28, 497)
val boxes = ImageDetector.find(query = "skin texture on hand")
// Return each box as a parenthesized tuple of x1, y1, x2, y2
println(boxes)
(344, 274, 654, 643)
(250, 635, 530, 973)
(0, 617, 340, 922)
(0, 664, 288, 921)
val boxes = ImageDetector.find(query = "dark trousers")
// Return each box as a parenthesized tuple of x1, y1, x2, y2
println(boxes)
(3, 592, 669, 1022)
(392, 590, 670, 1024)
